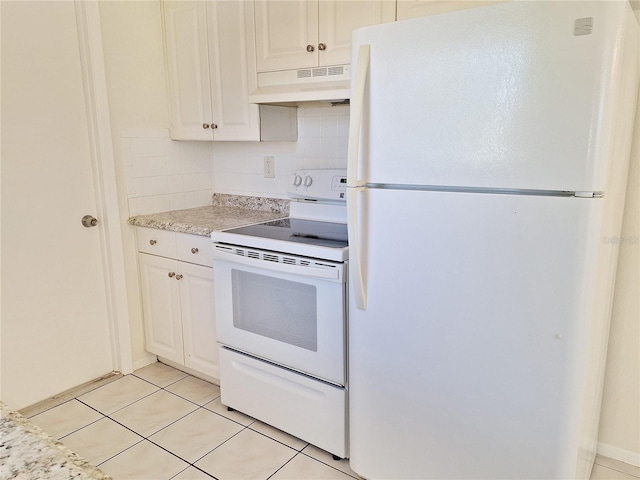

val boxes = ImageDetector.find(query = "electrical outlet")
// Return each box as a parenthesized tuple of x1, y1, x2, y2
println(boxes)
(264, 156, 275, 178)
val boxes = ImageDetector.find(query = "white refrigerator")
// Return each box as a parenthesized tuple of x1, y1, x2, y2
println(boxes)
(346, 2, 639, 479)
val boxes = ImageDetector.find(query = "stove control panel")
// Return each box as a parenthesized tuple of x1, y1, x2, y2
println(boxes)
(288, 169, 347, 202)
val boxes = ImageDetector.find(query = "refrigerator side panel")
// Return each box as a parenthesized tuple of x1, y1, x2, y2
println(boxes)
(348, 189, 602, 479)
(350, 1, 633, 192)
(575, 10, 640, 477)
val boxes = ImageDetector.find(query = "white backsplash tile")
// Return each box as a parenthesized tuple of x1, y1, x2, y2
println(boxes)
(123, 107, 349, 216)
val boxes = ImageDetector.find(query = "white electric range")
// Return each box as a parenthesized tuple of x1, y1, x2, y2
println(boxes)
(210, 169, 349, 460)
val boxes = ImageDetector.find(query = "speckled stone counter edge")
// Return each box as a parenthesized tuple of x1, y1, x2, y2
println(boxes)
(0, 402, 111, 480)
(128, 195, 290, 236)
(211, 193, 289, 213)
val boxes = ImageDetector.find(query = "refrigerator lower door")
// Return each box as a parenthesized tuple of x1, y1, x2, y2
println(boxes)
(348, 188, 604, 479)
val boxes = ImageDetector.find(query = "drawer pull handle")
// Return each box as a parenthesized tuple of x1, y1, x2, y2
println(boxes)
(168, 272, 175, 278)
(191, 247, 199, 254)
(149, 239, 157, 245)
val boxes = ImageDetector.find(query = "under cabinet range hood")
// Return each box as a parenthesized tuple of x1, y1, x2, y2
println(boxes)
(249, 64, 350, 105)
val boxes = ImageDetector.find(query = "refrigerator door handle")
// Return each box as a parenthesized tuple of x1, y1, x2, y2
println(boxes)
(347, 44, 370, 311)
(348, 186, 367, 310)
(347, 44, 370, 188)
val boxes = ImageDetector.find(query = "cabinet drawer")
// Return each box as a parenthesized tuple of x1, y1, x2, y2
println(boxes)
(219, 347, 347, 458)
(176, 233, 213, 267)
(136, 227, 177, 258)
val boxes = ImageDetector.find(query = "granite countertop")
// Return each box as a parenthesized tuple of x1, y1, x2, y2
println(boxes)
(0, 402, 111, 480)
(128, 194, 290, 236)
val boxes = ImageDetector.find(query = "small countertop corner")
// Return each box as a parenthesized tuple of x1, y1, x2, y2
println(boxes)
(0, 402, 111, 480)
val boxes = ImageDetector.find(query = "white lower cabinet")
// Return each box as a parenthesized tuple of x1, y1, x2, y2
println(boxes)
(137, 228, 218, 380)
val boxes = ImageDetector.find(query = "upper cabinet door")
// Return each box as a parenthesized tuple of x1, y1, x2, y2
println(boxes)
(255, 1, 319, 72)
(206, 0, 260, 141)
(255, 0, 395, 73)
(396, 0, 509, 20)
(162, 1, 214, 140)
(318, 1, 395, 66)
(162, 0, 260, 141)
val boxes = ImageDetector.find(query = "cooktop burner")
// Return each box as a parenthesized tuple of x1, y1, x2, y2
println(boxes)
(212, 217, 348, 262)
(226, 218, 348, 248)
(212, 169, 349, 262)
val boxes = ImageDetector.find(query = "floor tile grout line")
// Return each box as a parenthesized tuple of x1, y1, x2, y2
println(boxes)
(266, 450, 302, 480)
(188, 423, 251, 467)
(94, 437, 146, 468)
(29, 398, 107, 441)
(246, 424, 310, 452)
(299, 450, 359, 479)
(170, 464, 217, 480)
(56, 413, 107, 442)
(76, 375, 163, 416)
(157, 383, 221, 409)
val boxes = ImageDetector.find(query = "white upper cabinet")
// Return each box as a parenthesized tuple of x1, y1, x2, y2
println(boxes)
(255, 0, 395, 73)
(162, 1, 259, 141)
(318, 1, 395, 66)
(396, 0, 508, 20)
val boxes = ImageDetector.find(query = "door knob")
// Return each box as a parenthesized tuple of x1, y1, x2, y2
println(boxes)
(318, 43, 326, 51)
(306, 44, 315, 52)
(81, 215, 98, 228)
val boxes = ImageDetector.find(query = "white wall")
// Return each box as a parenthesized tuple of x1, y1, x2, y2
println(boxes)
(98, 0, 639, 465)
(597, 84, 640, 465)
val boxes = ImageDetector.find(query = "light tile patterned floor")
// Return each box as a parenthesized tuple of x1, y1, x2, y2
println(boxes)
(25, 361, 639, 480)
(27, 362, 360, 480)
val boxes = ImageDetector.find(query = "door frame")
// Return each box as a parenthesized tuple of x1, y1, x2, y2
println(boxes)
(74, 1, 133, 374)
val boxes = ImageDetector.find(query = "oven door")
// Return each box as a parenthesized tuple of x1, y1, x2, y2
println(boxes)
(212, 244, 347, 386)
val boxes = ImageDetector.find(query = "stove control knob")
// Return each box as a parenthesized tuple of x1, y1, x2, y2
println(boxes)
(304, 175, 313, 187)
(293, 174, 303, 187)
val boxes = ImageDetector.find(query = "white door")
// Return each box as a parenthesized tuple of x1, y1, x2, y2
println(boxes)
(1, 1, 115, 409)
(179, 262, 219, 379)
(318, 0, 395, 66)
(206, 0, 260, 141)
(254, 0, 318, 72)
(138, 254, 184, 364)
(162, 1, 215, 141)
(212, 251, 347, 385)
(348, 187, 599, 478)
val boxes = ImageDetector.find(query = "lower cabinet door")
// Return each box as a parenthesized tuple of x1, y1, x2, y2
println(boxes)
(138, 253, 184, 363)
(179, 262, 219, 379)
(219, 347, 347, 458)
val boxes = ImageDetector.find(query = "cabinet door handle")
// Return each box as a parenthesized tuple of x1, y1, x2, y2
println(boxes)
(211, 123, 218, 129)
(202, 123, 210, 129)
(306, 44, 315, 52)
(175, 274, 183, 280)
(168, 272, 175, 278)
(149, 239, 157, 245)
(318, 43, 326, 51)
(191, 247, 199, 254)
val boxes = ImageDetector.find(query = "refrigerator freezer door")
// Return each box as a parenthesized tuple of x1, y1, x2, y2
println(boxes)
(348, 188, 603, 479)
(350, 1, 636, 192)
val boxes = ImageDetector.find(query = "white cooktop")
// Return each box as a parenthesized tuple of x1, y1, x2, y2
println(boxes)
(211, 169, 348, 262)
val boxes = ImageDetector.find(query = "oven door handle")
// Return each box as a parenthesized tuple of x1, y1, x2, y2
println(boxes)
(212, 246, 343, 282)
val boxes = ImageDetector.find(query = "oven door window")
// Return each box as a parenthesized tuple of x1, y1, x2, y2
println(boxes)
(231, 270, 317, 351)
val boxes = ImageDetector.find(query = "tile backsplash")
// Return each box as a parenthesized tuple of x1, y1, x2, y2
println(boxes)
(123, 105, 349, 216)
